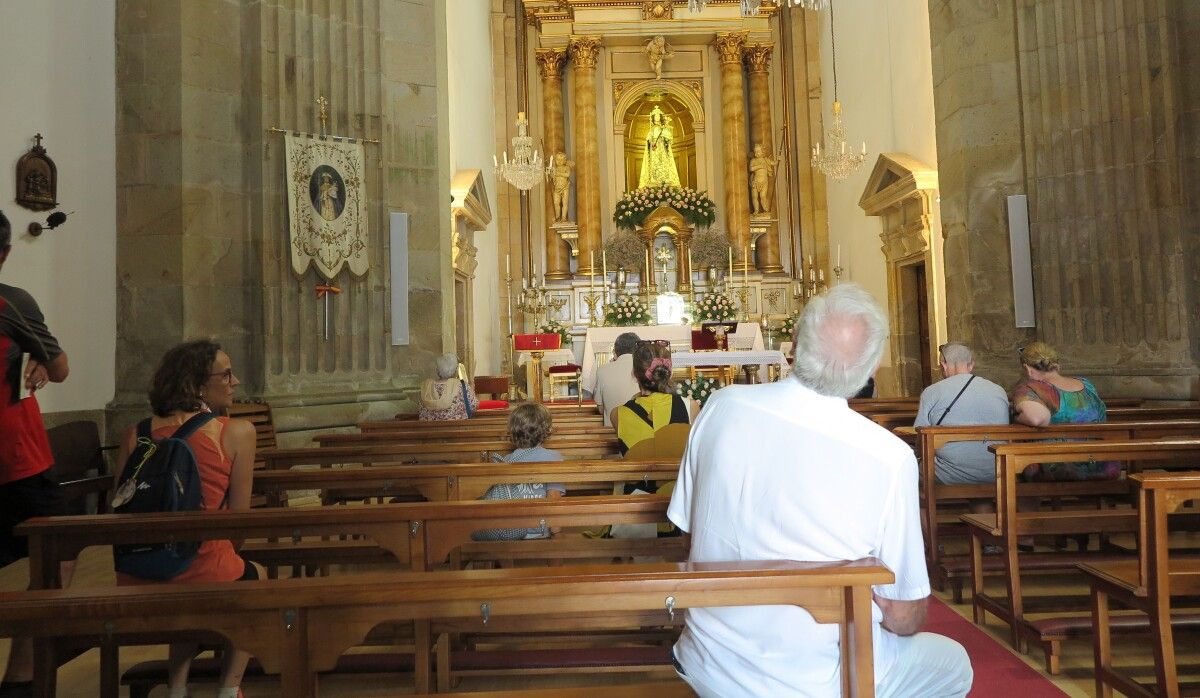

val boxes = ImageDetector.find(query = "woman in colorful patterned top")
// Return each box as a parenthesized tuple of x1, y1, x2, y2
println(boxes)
(418, 352, 479, 421)
(1011, 340, 1115, 480)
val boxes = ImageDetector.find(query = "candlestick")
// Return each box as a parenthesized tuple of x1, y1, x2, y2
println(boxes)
(687, 249, 693, 284)
(645, 248, 651, 287)
(818, 269, 825, 283)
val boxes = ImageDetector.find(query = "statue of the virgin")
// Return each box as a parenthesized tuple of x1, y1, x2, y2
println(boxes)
(637, 105, 682, 188)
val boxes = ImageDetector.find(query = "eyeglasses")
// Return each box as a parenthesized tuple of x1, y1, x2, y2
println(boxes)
(209, 368, 235, 383)
(636, 339, 671, 347)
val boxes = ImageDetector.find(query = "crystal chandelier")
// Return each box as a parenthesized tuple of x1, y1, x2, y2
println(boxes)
(493, 111, 546, 191)
(811, 1, 867, 181)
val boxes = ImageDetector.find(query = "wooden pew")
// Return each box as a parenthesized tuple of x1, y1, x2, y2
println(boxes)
(260, 436, 620, 470)
(363, 412, 604, 431)
(314, 421, 611, 446)
(911, 420, 1200, 601)
(0, 560, 893, 698)
(961, 439, 1200, 673)
(1082, 471, 1200, 698)
(253, 459, 681, 505)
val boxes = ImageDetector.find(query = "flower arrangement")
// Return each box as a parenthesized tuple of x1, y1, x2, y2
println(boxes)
(676, 376, 721, 407)
(604, 294, 652, 326)
(690, 226, 731, 269)
(538, 319, 572, 347)
(603, 231, 645, 271)
(780, 313, 798, 340)
(613, 185, 717, 231)
(694, 292, 737, 322)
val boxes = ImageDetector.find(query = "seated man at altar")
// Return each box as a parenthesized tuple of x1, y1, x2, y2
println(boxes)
(667, 284, 973, 698)
(593, 331, 640, 427)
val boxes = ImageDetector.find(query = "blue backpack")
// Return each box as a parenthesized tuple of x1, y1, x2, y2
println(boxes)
(111, 412, 214, 580)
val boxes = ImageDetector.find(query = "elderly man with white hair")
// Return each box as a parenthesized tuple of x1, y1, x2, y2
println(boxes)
(418, 352, 479, 420)
(914, 342, 1010, 485)
(667, 284, 972, 698)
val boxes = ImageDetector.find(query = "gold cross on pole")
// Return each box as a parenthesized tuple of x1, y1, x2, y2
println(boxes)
(316, 96, 330, 136)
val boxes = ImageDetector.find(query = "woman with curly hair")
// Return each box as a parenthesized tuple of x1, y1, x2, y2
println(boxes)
(612, 340, 692, 456)
(114, 339, 262, 698)
(472, 403, 566, 541)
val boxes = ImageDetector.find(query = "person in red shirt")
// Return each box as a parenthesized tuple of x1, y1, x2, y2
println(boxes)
(0, 210, 71, 698)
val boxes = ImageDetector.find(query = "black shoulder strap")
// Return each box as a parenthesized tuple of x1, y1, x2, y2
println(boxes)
(935, 375, 976, 426)
(172, 411, 216, 441)
(669, 394, 689, 424)
(623, 399, 654, 429)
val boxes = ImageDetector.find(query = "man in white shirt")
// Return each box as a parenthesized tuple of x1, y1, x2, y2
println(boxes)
(591, 331, 640, 427)
(667, 284, 972, 697)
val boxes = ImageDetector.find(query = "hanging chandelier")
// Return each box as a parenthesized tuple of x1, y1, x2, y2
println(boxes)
(811, 1, 867, 181)
(493, 111, 547, 191)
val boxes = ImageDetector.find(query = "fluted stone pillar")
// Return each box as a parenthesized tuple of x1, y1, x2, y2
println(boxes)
(569, 36, 601, 276)
(745, 42, 784, 274)
(536, 48, 570, 280)
(714, 32, 751, 271)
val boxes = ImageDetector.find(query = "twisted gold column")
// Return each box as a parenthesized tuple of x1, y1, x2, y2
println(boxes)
(745, 42, 784, 274)
(714, 32, 752, 271)
(569, 36, 602, 276)
(536, 48, 571, 280)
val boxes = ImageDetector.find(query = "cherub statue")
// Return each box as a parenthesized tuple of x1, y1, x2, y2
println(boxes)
(749, 143, 780, 215)
(549, 152, 575, 222)
(644, 35, 674, 80)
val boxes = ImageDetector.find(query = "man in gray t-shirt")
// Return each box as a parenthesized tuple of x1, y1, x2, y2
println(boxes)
(914, 343, 1010, 484)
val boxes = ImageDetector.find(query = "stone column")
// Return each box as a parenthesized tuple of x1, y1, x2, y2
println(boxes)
(569, 36, 602, 276)
(744, 42, 784, 274)
(536, 48, 570, 280)
(714, 32, 752, 271)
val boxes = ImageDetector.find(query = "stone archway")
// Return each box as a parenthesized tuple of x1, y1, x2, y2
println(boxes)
(860, 153, 944, 397)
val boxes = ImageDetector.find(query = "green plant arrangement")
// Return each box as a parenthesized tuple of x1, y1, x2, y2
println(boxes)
(604, 294, 652, 326)
(538, 319, 572, 347)
(675, 376, 721, 407)
(613, 185, 717, 231)
(690, 227, 731, 269)
(603, 231, 646, 271)
(694, 292, 737, 322)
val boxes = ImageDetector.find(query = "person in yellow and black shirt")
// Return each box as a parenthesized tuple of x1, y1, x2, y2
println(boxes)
(612, 339, 691, 456)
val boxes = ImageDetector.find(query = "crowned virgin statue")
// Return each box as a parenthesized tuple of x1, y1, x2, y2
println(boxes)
(637, 105, 682, 188)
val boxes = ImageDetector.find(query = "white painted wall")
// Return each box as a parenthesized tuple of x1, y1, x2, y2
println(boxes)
(817, 0, 944, 392)
(446, 0, 502, 377)
(0, 0, 116, 413)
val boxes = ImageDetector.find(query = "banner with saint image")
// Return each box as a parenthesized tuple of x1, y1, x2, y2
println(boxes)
(284, 133, 369, 280)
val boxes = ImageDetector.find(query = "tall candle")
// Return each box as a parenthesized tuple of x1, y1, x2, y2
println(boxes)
(589, 251, 595, 292)
(836, 245, 841, 269)
(645, 248, 651, 284)
(743, 246, 749, 287)
(687, 248, 693, 282)
(506, 254, 511, 278)
(728, 246, 734, 286)
(533, 264, 538, 287)
(818, 269, 825, 283)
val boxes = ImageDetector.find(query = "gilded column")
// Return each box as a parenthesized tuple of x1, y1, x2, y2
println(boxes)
(714, 32, 752, 271)
(745, 42, 784, 274)
(536, 48, 571, 280)
(569, 36, 602, 276)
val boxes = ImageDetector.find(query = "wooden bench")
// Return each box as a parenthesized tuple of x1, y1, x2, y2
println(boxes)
(961, 439, 1200, 672)
(1082, 471, 1200, 698)
(368, 412, 605, 430)
(260, 436, 620, 470)
(253, 459, 681, 506)
(910, 420, 1200, 601)
(0, 559, 893, 698)
(313, 421, 612, 446)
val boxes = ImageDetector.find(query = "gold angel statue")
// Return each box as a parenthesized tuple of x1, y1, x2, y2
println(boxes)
(637, 106, 681, 188)
(645, 35, 674, 80)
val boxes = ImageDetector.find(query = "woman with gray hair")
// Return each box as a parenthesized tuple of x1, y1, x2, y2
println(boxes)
(418, 352, 479, 420)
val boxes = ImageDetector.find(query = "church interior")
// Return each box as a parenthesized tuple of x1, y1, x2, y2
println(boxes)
(1, 0, 1199, 696)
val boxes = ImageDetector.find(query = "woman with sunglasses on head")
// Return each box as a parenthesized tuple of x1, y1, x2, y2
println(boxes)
(611, 340, 694, 456)
(114, 339, 263, 698)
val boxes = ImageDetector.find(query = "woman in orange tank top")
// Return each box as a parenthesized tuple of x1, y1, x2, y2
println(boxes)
(115, 340, 261, 698)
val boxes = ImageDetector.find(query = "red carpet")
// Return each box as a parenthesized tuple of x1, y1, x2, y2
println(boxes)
(923, 597, 1068, 697)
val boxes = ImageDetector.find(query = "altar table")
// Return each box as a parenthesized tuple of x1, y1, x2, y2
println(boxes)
(671, 349, 789, 383)
(580, 323, 764, 393)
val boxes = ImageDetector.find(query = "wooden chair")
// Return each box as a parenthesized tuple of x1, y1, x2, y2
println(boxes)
(473, 375, 511, 400)
(1082, 471, 1200, 698)
(546, 362, 583, 405)
(44, 420, 116, 515)
(226, 400, 278, 467)
(688, 327, 733, 385)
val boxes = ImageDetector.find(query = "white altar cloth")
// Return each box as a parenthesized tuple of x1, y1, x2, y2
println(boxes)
(580, 323, 764, 394)
(672, 349, 789, 382)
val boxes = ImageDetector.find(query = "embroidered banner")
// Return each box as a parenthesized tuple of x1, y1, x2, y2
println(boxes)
(284, 133, 369, 280)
